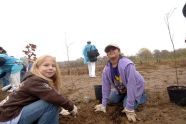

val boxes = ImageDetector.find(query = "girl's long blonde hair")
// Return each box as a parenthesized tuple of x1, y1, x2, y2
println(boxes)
(30, 55, 63, 93)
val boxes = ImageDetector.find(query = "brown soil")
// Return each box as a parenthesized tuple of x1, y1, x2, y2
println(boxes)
(1, 63, 186, 124)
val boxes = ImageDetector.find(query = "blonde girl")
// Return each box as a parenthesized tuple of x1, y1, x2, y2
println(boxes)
(0, 55, 77, 124)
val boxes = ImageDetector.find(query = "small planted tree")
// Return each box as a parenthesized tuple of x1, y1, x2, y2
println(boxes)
(165, 8, 179, 85)
(165, 9, 186, 106)
(22, 43, 37, 61)
(22, 43, 37, 71)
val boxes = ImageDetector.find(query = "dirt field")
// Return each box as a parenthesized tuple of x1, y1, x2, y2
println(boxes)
(1, 63, 186, 124)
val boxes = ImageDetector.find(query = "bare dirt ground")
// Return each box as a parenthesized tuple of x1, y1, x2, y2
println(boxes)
(1, 63, 186, 124)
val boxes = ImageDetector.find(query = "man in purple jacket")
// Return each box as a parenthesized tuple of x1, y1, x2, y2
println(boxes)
(94, 44, 147, 122)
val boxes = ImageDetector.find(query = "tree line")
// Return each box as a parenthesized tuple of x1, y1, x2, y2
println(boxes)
(129, 48, 186, 64)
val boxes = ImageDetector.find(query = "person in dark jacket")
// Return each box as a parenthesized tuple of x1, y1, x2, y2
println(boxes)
(94, 44, 147, 123)
(83, 41, 99, 78)
(0, 53, 23, 92)
(0, 55, 78, 124)
(183, 3, 186, 18)
(183, 3, 186, 43)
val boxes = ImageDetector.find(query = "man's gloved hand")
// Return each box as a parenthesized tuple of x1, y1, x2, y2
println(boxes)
(59, 108, 70, 116)
(94, 104, 106, 113)
(122, 108, 137, 122)
(70, 105, 78, 116)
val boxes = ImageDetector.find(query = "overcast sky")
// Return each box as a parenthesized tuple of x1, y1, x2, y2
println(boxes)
(0, 0, 186, 61)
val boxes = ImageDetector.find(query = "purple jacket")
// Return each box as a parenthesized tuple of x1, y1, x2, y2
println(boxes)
(101, 57, 145, 110)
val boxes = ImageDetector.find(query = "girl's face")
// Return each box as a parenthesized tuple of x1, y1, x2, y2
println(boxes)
(38, 57, 56, 78)
(106, 48, 120, 60)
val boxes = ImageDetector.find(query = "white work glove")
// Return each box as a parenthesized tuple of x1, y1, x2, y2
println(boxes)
(0, 96, 9, 106)
(59, 108, 70, 116)
(122, 108, 137, 122)
(94, 104, 106, 113)
(70, 105, 78, 116)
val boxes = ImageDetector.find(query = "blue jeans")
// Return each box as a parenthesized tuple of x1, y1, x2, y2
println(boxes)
(18, 100, 59, 124)
(109, 90, 147, 109)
